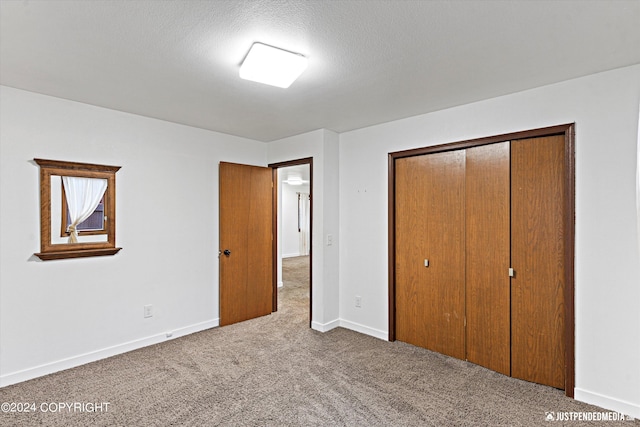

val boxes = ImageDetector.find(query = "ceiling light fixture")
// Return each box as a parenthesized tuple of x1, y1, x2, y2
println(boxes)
(239, 42, 308, 88)
(283, 176, 307, 186)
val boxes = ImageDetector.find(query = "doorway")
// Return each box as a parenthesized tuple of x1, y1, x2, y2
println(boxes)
(269, 158, 313, 326)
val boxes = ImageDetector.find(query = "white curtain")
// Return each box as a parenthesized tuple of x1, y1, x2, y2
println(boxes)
(298, 192, 310, 256)
(62, 176, 108, 243)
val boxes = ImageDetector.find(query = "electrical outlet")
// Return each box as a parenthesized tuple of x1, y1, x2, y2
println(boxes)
(355, 296, 362, 308)
(143, 304, 153, 318)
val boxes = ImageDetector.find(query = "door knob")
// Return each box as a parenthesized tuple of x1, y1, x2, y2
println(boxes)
(223, 249, 231, 256)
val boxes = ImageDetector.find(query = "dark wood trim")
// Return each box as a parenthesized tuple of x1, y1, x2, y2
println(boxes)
(387, 153, 396, 341)
(390, 124, 572, 160)
(308, 160, 313, 327)
(35, 247, 122, 261)
(269, 157, 314, 169)
(268, 157, 313, 327)
(270, 167, 279, 312)
(563, 124, 576, 398)
(34, 158, 121, 173)
(388, 123, 575, 397)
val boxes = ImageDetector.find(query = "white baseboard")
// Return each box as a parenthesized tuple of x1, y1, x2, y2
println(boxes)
(311, 319, 340, 332)
(338, 319, 388, 341)
(0, 318, 219, 388)
(310, 318, 388, 341)
(574, 387, 639, 420)
(282, 253, 302, 258)
(278, 281, 284, 288)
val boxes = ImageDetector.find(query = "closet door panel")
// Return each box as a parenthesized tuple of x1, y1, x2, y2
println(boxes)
(395, 152, 466, 359)
(465, 142, 511, 376)
(511, 135, 566, 389)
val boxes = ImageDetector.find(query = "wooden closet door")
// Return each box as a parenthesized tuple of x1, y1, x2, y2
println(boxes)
(465, 142, 511, 375)
(511, 135, 566, 389)
(395, 151, 466, 360)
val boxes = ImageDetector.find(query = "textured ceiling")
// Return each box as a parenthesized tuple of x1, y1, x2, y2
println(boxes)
(1, 0, 639, 142)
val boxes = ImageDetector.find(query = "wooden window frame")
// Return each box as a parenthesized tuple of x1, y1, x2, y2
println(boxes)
(34, 158, 122, 261)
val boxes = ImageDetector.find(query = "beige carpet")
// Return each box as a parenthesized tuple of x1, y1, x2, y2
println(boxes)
(0, 255, 637, 426)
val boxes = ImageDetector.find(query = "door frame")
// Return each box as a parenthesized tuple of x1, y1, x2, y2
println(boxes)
(268, 157, 314, 326)
(387, 123, 575, 397)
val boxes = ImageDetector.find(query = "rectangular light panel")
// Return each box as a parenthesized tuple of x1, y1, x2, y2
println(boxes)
(239, 43, 308, 88)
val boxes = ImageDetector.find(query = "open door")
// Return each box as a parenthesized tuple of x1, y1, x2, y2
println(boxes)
(219, 162, 273, 326)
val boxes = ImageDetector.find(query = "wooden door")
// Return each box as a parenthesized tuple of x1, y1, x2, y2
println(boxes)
(511, 135, 566, 389)
(395, 151, 466, 359)
(219, 162, 273, 326)
(465, 142, 511, 375)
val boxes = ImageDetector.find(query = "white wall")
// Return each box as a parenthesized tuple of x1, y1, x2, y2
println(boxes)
(281, 182, 310, 258)
(0, 86, 266, 386)
(338, 64, 640, 417)
(267, 129, 340, 330)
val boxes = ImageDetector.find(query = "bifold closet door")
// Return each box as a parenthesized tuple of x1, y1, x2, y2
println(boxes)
(395, 151, 466, 360)
(511, 135, 566, 389)
(465, 142, 511, 376)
